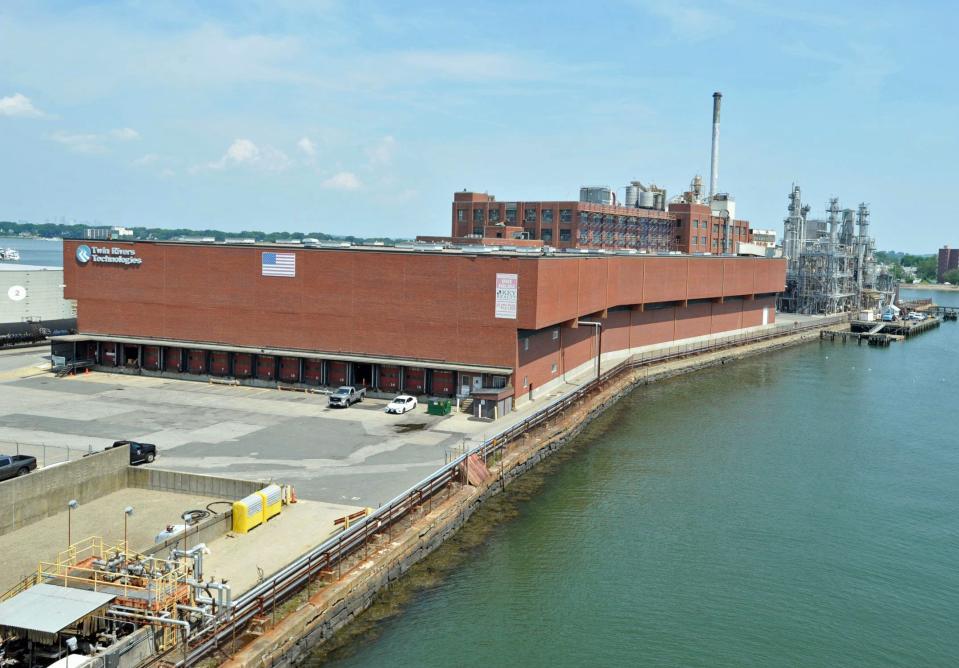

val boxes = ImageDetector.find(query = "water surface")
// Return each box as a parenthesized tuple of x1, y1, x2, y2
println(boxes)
(323, 289, 959, 667)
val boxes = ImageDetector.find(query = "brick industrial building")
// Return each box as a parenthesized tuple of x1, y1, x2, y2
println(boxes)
(446, 189, 753, 255)
(54, 240, 785, 418)
(938, 246, 959, 282)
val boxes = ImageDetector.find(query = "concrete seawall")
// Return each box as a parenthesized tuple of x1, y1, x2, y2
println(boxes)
(223, 322, 834, 668)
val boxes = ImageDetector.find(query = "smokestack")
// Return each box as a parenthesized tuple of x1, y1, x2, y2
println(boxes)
(709, 91, 722, 200)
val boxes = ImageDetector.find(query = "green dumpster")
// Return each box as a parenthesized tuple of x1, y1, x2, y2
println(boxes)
(427, 399, 452, 416)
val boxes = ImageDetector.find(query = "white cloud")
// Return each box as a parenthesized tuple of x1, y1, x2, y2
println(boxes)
(640, 1, 732, 42)
(49, 127, 141, 153)
(0, 92, 48, 118)
(322, 171, 361, 190)
(110, 127, 140, 141)
(198, 138, 292, 172)
(366, 135, 395, 167)
(297, 136, 316, 157)
(132, 153, 160, 166)
(48, 131, 106, 153)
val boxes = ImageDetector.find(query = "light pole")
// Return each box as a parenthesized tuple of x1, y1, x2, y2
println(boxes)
(67, 499, 78, 547)
(123, 506, 134, 559)
(578, 321, 603, 380)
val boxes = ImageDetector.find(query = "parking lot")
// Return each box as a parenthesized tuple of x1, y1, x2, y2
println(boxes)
(0, 348, 503, 507)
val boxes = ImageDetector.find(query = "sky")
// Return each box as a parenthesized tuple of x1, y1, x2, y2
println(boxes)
(0, 0, 955, 252)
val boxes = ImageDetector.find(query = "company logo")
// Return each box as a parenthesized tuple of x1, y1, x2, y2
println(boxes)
(76, 244, 92, 264)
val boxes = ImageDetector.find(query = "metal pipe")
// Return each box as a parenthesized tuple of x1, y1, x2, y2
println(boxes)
(176, 604, 214, 618)
(709, 91, 722, 200)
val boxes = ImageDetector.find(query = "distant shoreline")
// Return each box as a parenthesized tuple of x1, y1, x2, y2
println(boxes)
(900, 283, 959, 292)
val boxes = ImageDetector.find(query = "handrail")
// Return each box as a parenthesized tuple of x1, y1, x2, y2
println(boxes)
(167, 313, 848, 667)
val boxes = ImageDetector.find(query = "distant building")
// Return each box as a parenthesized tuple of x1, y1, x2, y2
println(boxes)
(751, 229, 777, 248)
(938, 246, 959, 281)
(448, 189, 753, 255)
(84, 226, 134, 241)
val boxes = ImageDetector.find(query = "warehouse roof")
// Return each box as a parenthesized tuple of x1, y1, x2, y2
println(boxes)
(74, 238, 767, 260)
(0, 584, 114, 635)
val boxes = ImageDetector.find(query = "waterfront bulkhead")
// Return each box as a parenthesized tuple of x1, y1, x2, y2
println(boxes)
(54, 240, 785, 418)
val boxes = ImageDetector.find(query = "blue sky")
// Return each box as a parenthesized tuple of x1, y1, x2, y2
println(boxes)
(0, 1, 954, 252)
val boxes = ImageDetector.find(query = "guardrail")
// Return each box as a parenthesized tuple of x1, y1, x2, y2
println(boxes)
(163, 313, 849, 666)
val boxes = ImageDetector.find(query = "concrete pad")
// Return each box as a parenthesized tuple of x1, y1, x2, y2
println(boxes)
(0, 488, 223, 595)
(201, 499, 363, 595)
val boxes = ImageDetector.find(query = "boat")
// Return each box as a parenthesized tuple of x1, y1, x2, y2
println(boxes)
(0, 248, 21, 261)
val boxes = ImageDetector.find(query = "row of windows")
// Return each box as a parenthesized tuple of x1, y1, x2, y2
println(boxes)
(458, 207, 575, 224)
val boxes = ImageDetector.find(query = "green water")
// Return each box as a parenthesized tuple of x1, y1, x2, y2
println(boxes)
(323, 292, 959, 667)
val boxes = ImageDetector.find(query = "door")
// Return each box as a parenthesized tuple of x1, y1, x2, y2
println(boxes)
(762, 307, 769, 326)
(460, 374, 471, 396)
(472, 375, 483, 391)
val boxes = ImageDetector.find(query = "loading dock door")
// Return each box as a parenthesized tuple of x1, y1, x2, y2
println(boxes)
(353, 363, 373, 388)
(379, 365, 400, 392)
(403, 368, 425, 394)
(210, 352, 230, 376)
(256, 355, 276, 381)
(164, 348, 181, 372)
(328, 361, 349, 386)
(431, 370, 455, 396)
(279, 357, 300, 383)
(143, 346, 160, 371)
(234, 353, 253, 378)
(303, 359, 323, 385)
(187, 350, 207, 374)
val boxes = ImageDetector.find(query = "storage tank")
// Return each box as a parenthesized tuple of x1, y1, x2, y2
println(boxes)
(624, 185, 639, 208)
(638, 191, 656, 208)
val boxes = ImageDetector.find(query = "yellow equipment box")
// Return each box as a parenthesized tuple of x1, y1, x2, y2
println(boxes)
(259, 484, 283, 522)
(233, 492, 264, 534)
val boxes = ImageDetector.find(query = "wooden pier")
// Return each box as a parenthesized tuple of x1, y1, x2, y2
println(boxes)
(822, 315, 941, 346)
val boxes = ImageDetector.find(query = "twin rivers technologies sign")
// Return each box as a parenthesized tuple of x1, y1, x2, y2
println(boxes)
(76, 244, 143, 266)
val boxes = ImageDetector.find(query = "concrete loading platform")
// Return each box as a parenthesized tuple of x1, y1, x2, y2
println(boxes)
(0, 445, 362, 599)
(0, 487, 226, 595)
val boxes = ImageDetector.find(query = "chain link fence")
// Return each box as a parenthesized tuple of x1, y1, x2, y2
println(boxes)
(0, 441, 98, 469)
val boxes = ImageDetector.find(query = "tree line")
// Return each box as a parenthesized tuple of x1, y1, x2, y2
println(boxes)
(0, 221, 409, 245)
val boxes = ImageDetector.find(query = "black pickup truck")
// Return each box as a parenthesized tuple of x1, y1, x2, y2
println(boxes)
(111, 440, 157, 465)
(0, 454, 38, 481)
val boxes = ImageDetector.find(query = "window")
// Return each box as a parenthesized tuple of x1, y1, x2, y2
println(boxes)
(473, 208, 485, 223)
(579, 211, 589, 225)
(457, 209, 466, 222)
(693, 220, 699, 228)
(560, 209, 572, 223)
(523, 375, 528, 387)
(541, 229, 553, 243)
(542, 209, 554, 223)
(472, 227, 483, 236)
(560, 229, 572, 242)
(551, 362, 558, 374)
(552, 329, 559, 340)
(505, 203, 517, 224)
(489, 208, 500, 223)
(693, 236, 698, 244)
(524, 208, 537, 223)
(524, 338, 529, 351)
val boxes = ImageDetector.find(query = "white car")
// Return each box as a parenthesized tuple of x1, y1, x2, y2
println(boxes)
(385, 395, 417, 414)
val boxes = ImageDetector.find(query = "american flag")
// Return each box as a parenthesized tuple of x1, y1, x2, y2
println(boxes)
(261, 252, 296, 277)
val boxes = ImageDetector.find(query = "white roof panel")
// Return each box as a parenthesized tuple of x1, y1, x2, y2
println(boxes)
(0, 584, 114, 634)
